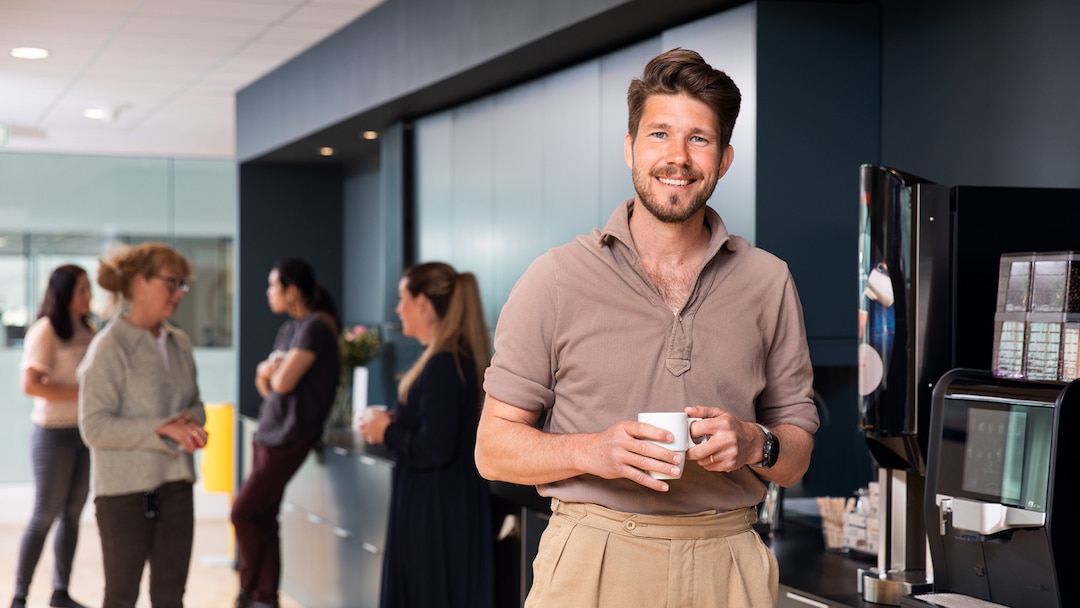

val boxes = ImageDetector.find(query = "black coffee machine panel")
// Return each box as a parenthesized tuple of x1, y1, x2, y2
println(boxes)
(921, 369, 1077, 608)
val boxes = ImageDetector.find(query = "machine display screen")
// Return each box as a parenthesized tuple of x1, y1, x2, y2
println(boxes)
(939, 396, 1053, 512)
(961, 408, 1026, 503)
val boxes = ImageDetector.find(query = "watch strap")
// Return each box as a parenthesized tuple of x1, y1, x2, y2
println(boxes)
(753, 423, 779, 469)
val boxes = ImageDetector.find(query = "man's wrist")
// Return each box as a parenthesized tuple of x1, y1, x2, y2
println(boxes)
(752, 423, 779, 469)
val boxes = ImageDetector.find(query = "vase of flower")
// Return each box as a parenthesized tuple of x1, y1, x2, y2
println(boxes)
(352, 365, 369, 415)
(328, 324, 381, 428)
(330, 370, 353, 428)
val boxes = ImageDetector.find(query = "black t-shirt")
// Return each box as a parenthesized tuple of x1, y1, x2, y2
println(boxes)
(254, 311, 341, 446)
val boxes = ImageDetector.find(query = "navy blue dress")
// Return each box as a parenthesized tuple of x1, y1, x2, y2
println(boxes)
(380, 350, 495, 608)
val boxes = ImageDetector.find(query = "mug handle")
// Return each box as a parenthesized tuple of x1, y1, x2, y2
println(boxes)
(688, 417, 710, 444)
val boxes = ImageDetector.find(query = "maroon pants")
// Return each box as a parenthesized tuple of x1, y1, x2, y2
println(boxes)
(230, 438, 315, 606)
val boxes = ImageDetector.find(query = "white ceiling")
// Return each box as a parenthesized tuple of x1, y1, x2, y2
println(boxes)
(0, 0, 384, 159)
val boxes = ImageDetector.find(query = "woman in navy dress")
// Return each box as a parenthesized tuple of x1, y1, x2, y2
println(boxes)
(360, 261, 495, 608)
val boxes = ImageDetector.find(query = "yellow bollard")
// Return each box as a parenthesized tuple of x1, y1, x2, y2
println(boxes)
(201, 402, 235, 493)
(200, 402, 236, 564)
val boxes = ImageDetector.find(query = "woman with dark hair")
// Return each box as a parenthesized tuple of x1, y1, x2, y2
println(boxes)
(78, 242, 206, 608)
(360, 261, 495, 608)
(12, 265, 95, 608)
(231, 258, 341, 608)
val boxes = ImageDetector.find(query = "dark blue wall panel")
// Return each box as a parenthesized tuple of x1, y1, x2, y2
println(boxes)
(237, 164, 344, 418)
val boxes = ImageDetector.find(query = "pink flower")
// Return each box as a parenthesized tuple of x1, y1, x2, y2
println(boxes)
(340, 324, 381, 369)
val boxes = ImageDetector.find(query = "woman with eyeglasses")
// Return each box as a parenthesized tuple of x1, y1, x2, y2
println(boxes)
(231, 258, 341, 608)
(11, 264, 95, 608)
(77, 242, 207, 608)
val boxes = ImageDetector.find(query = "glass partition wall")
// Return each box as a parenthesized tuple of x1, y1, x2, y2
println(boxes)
(0, 152, 236, 483)
(0, 233, 232, 348)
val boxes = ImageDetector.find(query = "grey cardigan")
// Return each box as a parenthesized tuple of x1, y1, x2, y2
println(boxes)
(77, 317, 205, 497)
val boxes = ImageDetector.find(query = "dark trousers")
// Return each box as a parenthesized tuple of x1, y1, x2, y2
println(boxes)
(230, 439, 315, 607)
(95, 481, 194, 608)
(14, 425, 90, 597)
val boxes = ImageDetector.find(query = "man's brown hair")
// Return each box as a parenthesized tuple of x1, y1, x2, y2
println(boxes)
(627, 48, 742, 148)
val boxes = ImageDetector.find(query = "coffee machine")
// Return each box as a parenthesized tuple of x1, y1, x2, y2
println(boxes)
(903, 369, 1078, 608)
(856, 165, 1080, 605)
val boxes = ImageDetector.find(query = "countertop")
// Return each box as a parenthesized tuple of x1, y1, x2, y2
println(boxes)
(765, 514, 881, 607)
(314, 424, 881, 606)
(319, 425, 397, 463)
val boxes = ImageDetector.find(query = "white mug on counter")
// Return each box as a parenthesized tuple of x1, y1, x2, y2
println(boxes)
(637, 411, 705, 480)
(354, 404, 388, 431)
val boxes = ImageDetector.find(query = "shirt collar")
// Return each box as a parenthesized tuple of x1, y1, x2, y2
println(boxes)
(113, 316, 178, 347)
(598, 198, 737, 260)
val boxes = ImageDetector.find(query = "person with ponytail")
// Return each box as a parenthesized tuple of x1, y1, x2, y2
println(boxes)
(12, 265, 95, 608)
(231, 258, 341, 608)
(359, 261, 495, 608)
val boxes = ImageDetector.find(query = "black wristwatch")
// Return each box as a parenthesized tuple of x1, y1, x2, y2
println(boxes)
(753, 423, 779, 469)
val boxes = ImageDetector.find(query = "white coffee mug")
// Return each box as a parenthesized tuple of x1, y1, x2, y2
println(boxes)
(354, 404, 388, 431)
(637, 412, 704, 480)
(864, 265, 895, 307)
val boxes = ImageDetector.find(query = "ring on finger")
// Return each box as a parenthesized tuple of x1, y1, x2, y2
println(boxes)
(709, 454, 715, 464)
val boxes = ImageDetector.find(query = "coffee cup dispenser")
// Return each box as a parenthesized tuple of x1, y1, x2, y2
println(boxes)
(907, 369, 1077, 608)
(858, 165, 948, 603)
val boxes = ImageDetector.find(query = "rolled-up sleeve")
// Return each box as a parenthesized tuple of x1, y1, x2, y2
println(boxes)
(484, 252, 560, 413)
(757, 272, 819, 435)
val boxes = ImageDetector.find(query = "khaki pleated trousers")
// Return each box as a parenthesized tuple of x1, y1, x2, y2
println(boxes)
(525, 499, 778, 608)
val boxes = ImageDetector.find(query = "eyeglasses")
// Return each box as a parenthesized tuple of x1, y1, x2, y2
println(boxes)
(151, 274, 190, 293)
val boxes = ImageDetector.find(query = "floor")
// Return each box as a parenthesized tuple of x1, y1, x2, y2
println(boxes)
(0, 518, 305, 608)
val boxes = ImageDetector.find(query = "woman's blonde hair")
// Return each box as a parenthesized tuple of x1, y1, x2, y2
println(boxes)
(96, 242, 192, 318)
(397, 262, 490, 407)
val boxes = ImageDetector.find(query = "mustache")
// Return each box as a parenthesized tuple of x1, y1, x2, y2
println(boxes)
(652, 166, 703, 181)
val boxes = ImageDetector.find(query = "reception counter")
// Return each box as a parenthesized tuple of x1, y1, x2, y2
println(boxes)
(271, 424, 878, 608)
(278, 428, 395, 608)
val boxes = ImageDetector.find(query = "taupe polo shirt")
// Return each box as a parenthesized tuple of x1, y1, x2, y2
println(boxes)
(485, 200, 819, 515)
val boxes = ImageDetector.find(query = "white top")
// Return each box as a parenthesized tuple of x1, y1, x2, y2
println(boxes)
(20, 316, 96, 428)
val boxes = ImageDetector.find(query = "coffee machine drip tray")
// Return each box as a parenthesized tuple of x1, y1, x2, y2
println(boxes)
(903, 592, 1012, 608)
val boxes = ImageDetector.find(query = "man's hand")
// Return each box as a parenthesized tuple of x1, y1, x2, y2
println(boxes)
(683, 405, 815, 487)
(684, 406, 761, 471)
(588, 419, 685, 491)
(476, 395, 685, 492)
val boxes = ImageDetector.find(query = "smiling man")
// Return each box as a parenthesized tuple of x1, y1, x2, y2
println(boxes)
(475, 48, 820, 608)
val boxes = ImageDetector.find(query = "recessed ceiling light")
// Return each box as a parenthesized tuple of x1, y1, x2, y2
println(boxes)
(11, 47, 50, 59)
(319, 147, 334, 156)
(83, 108, 107, 120)
(361, 131, 378, 140)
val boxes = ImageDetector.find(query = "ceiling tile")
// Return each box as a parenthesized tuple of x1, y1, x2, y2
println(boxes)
(0, 0, 385, 158)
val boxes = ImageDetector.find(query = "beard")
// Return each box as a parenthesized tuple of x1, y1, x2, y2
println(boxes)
(631, 164, 717, 224)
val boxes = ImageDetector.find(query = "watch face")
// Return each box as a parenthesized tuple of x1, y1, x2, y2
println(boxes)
(761, 430, 778, 468)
